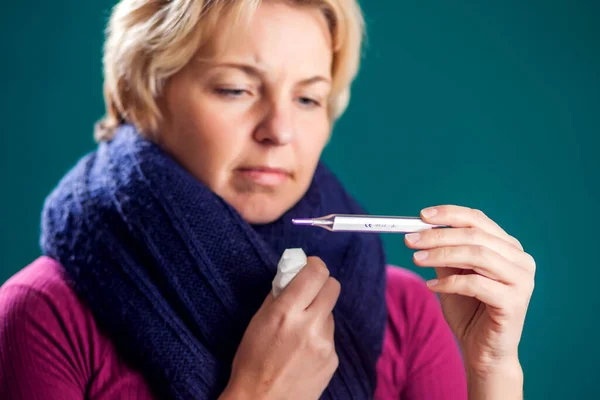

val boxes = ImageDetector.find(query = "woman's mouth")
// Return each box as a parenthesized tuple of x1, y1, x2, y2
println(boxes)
(236, 167, 291, 186)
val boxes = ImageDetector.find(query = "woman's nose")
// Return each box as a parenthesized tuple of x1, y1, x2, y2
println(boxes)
(254, 104, 294, 146)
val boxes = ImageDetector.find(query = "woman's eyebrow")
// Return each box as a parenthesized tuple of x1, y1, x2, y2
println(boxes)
(209, 62, 266, 79)
(298, 75, 331, 86)
(209, 62, 331, 86)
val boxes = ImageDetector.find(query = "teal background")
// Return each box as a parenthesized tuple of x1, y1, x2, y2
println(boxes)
(1, 1, 598, 398)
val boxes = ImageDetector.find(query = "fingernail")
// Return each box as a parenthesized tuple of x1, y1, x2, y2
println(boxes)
(414, 251, 428, 261)
(421, 208, 438, 218)
(405, 233, 421, 243)
(426, 279, 439, 287)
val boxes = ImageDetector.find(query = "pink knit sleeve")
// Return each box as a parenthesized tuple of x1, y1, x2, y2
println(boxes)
(0, 258, 90, 399)
(0, 257, 159, 400)
(385, 266, 468, 399)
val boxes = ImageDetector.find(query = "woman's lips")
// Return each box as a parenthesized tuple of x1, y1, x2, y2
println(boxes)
(236, 167, 291, 186)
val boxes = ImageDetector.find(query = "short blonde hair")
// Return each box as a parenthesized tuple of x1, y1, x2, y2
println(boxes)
(95, 0, 366, 141)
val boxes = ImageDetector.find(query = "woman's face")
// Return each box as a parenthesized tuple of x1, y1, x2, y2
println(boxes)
(159, 2, 333, 224)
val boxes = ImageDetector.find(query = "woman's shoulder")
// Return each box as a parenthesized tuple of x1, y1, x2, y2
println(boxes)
(383, 264, 453, 348)
(385, 264, 438, 316)
(0, 256, 91, 341)
(383, 265, 461, 351)
(0, 256, 81, 331)
(0, 256, 154, 399)
(385, 264, 429, 290)
(378, 266, 467, 399)
(1, 256, 71, 296)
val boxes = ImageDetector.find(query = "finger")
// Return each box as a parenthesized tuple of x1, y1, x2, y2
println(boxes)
(277, 256, 330, 311)
(420, 205, 523, 251)
(262, 287, 276, 308)
(405, 227, 535, 272)
(413, 245, 528, 285)
(308, 277, 341, 319)
(324, 313, 335, 341)
(427, 273, 507, 309)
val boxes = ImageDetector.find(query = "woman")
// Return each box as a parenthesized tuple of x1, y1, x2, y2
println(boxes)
(0, 0, 535, 399)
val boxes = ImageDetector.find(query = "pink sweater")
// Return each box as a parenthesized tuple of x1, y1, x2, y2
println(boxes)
(0, 257, 467, 399)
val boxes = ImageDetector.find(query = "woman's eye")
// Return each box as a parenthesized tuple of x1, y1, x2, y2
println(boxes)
(297, 97, 321, 108)
(214, 88, 248, 97)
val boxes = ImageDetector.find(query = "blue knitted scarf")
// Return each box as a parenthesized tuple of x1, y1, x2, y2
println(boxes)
(40, 124, 387, 399)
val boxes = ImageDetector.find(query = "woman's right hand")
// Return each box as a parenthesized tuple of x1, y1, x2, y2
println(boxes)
(220, 257, 341, 400)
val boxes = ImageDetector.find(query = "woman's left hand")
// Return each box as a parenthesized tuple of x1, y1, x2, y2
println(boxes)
(404, 205, 535, 377)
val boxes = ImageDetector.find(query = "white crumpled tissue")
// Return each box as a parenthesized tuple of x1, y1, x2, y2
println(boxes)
(272, 248, 308, 298)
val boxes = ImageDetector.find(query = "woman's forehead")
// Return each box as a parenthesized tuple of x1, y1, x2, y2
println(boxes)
(200, 3, 331, 57)
(193, 3, 333, 77)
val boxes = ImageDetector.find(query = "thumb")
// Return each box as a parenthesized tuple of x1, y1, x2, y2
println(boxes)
(259, 287, 276, 309)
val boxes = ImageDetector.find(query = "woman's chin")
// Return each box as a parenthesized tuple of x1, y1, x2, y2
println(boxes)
(230, 195, 294, 225)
